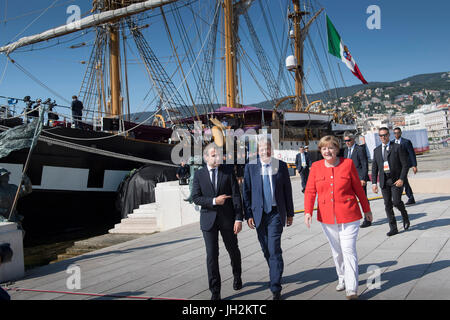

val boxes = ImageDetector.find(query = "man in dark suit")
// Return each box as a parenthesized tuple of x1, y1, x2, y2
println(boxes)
(192, 145, 243, 300)
(393, 127, 417, 205)
(176, 161, 190, 185)
(243, 136, 294, 300)
(343, 132, 371, 228)
(71, 95, 84, 129)
(372, 127, 410, 236)
(295, 146, 312, 193)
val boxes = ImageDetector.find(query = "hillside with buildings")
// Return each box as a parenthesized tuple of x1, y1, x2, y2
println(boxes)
(130, 71, 450, 142)
(347, 71, 450, 141)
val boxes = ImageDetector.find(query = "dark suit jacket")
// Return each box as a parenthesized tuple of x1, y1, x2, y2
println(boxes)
(71, 99, 84, 112)
(176, 165, 190, 178)
(242, 158, 294, 228)
(295, 152, 312, 173)
(392, 138, 417, 168)
(343, 144, 369, 181)
(192, 165, 243, 231)
(372, 142, 409, 189)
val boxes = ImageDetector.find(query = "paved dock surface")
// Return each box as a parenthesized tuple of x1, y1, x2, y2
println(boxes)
(3, 176, 449, 300)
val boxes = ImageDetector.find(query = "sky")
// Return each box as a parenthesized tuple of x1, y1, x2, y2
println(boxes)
(0, 0, 449, 119)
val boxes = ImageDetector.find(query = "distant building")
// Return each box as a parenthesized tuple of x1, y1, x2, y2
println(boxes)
(425, 89, 441, 97)
(362, 101, 371, 108)
(401, 100, 413, 107)
(400, 81, 411, 87)
(391, 115, 405, 127)
(371, 97, 381, 104)
(405, 110, 426, 130)
(424, 108, 449, 139)
(412, 91, 425, 98)
(394, 94, 410, 103)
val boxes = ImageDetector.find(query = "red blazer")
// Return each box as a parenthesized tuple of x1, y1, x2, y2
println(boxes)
(304, 158, 371, 224)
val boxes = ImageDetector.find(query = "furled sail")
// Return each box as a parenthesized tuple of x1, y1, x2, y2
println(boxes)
(0, 0, 176, 55)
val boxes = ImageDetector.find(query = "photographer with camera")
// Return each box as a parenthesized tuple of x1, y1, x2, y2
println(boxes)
(0, 168, 32, 231)
(0, 243, 13, 300)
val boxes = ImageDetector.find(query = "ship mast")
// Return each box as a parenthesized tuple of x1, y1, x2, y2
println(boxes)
(109, 25, 122, 117)
(224, 0, 238, 108)
(104, 1, 122, 118)
(289, 0, 323, 111)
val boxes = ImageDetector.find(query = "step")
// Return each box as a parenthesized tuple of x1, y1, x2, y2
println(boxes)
(132, 208, 159, 215)
(113, 221, 157, 229)
(127, 213, 159, 219)
(120, 217, 157, 224)
(108, 228, 159, 234)
(65, 247, 97, 255)
(138, 203, 158, 210)
(113, 223, 159, 230)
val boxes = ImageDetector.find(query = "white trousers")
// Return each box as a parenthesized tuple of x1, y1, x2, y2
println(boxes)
(321, 220, 360, 294)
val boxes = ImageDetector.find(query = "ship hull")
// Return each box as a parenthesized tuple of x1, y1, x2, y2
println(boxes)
(0, 125, 176, 242)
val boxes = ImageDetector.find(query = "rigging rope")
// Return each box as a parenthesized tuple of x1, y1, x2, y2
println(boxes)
(7, 56, 71, 104)
(0, 58, 8, 86)
(9, 0, 60, 44)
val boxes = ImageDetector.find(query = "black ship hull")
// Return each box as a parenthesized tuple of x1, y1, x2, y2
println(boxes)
(0, 124, 176, 243)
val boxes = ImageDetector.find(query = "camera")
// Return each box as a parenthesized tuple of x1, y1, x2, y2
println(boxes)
(0, 243, 13, 263)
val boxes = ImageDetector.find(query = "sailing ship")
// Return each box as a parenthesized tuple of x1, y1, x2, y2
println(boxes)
(0, 0, 358, 237)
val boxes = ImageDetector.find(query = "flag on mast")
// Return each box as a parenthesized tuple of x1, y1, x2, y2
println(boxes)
(326, 15, 368, 84)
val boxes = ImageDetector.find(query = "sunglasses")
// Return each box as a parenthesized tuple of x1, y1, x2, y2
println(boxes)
(344, 139, 352, 142)
(379, 133, 389, 137)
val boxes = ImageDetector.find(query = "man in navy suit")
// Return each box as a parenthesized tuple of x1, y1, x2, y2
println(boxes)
(243, 136, 294, 300)
(393, 127, 417, 205)
(192, 145, 243, 300)
(295, 146, 312, 193)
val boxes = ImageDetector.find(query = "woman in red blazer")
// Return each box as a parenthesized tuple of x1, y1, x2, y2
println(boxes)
(304, 135, 372, 300)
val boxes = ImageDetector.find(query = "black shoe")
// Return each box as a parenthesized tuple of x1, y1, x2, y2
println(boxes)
(211, 292, 221, 300)
(233, 276, 242, 290)
(360, 220, 372, 228)
(403, 220, 410, 230)
(405, 199, 416, 205)
(386, 229, 398, 237)
(272, 291, 281, 300)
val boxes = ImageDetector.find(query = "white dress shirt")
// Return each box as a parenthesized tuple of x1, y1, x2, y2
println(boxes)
(207, 165, 241, 222)
(261, 161, 277, 206)
(347, 144, 355, 159)
(300, 153, 306, 167)
(207, 165, 218, 205)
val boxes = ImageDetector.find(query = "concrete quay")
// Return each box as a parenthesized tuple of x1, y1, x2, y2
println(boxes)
(2, 178, 449, 300)
(2, 148, 449, 300)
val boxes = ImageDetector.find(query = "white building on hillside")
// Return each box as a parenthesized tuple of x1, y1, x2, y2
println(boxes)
(404, 104, 438, 131)
(405, 111, 426, 130)
(424, 108, 449, 139)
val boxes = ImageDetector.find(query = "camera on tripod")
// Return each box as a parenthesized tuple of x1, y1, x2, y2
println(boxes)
(0, 243, 13, 263)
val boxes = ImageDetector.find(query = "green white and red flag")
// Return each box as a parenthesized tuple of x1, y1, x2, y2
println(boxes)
(326, 15, 368, 84)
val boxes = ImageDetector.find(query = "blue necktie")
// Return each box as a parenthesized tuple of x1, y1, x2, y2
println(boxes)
(263, 164, 272, 213)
